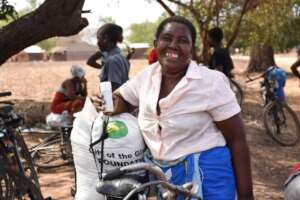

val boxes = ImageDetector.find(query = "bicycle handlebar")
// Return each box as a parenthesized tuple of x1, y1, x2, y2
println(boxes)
(103, 163, 167, 182)
(0, 91, 12, 97)
(124, 180, 201, 200)
(103, 163, 201, 200)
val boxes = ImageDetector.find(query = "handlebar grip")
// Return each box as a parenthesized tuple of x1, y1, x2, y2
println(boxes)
(0, 91, 12, 97)
(103, 168, 124, 180)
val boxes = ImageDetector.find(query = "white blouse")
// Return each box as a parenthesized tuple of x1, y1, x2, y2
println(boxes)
(119, 61, 240, 161)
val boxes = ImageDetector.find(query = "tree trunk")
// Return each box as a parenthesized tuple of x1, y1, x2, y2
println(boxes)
(247, 44, 275, 72)
(0, 0, 88, 65)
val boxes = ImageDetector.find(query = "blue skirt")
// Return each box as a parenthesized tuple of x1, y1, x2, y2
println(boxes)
(145, 146, 236, 200)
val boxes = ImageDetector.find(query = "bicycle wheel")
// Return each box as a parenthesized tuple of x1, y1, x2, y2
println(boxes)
(0, 158, 44, 200)
(31, 133, 73, 169)
(263, 101, 300, 146)
(230, 79, 243, 106)
(15, 130, 41, 190)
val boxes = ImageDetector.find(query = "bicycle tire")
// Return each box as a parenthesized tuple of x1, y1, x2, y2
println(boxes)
(15, 131, 41, 190)
(230, 79, 244, 106)
(0, 159, 44, 200)
(263, 101, 300, 146)
(31, 134, 73, 169)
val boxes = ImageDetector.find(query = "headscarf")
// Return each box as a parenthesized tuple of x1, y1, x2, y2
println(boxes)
(71, 65, 85, 78)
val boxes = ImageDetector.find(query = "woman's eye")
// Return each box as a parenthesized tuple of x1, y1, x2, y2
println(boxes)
(161, 36, 172, 42)
(178, 38, 189, 44)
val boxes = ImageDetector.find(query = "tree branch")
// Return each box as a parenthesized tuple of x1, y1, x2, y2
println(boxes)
(156, 0, 176, 16)
(226, 0, 261, 47)
(0, 0, 88, 65)
(165, 0, 204, 25)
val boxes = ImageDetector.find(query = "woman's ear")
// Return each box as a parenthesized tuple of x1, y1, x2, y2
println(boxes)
(153, 40, 157, 48)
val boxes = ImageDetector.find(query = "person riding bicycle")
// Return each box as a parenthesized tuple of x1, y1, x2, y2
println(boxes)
(87, 23, 130, 91)
(290, 45, 300, 82)
(93, 16, 254, 200)
(48, 65, 87, 124)
(207, 27, 234, 78)
(264, 65, 287, 102)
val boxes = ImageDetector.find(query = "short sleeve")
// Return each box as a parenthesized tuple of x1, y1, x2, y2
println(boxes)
(119, 70, 145, 107)
(106, 59, 124, 85)
(207, 72, 241, 121)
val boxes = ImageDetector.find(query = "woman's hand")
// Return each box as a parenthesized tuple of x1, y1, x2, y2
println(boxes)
(91, 94, 108, 113)
(91, 91, 137, 115)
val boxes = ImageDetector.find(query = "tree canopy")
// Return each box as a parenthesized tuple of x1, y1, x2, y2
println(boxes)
(0, 0, 18, 21)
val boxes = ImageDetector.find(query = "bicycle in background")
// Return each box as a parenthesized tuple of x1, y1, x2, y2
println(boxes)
(247, 66, 300, 146)
(229, 75, 244, 106)
(0, 91, 45, 200)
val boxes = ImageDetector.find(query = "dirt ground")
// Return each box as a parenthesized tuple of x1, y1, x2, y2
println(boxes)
(0, 56, 300, 200)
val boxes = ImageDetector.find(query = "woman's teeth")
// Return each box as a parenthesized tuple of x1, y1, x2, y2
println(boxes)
(166, 52, 178, 58)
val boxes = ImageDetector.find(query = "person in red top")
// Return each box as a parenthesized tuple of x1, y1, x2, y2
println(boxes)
(147, 48, 158, 64)
(50, 65, 87, 119)
(284, 162, 300, 200)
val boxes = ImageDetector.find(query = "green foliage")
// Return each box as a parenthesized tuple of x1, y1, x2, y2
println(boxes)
(0, 0, 18, 21)
(127, 16, 166, 45)
(36, 38, 57, 51)
(230, 0, 300, 52)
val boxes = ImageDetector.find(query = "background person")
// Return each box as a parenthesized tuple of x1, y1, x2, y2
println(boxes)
(290, 45, 300, 87)
(87, 23, 130, 91)
(50, 65, 87, 121)
(147, 47, 158, 65)
(284, 163, 300, 200)
(207, 27, 234, 78)
(94, 16, 253, 200)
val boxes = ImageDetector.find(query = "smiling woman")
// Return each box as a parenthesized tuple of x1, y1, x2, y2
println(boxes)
(94, 16, 254, 200)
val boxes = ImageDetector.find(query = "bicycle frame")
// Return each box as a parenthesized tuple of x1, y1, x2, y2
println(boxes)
(246, 66, 284, 105)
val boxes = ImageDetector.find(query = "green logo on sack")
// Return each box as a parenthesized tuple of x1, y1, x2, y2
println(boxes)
(106, 121, 128, 138)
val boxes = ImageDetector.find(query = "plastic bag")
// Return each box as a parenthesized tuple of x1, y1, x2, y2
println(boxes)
(46, 111, 71, 128)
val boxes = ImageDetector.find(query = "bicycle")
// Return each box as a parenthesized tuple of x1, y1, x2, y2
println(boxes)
(246, 66, 300, 146)
(26, 117, 76, 196)
(28, 125, 73, 169)
(96, 163, 202, 200)
(0, 91, 45, 200)
(229, 77, 243, 106)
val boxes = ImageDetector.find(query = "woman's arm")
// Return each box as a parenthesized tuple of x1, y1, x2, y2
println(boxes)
(290, 59, 300, 79)
(87, 51, 103, 69)
(215, 114, 254, 200)
(81, 77, 88, 97)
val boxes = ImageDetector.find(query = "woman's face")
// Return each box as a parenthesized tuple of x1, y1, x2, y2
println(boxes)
(155, 22, 193, 74)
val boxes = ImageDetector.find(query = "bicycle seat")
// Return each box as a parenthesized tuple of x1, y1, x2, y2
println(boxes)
(96, 178, 141, 199)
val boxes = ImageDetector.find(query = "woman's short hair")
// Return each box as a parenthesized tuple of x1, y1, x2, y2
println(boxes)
(97, 23, 123, 44)
(208, 27, 223, 43)
(155, 16, 197, 48)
